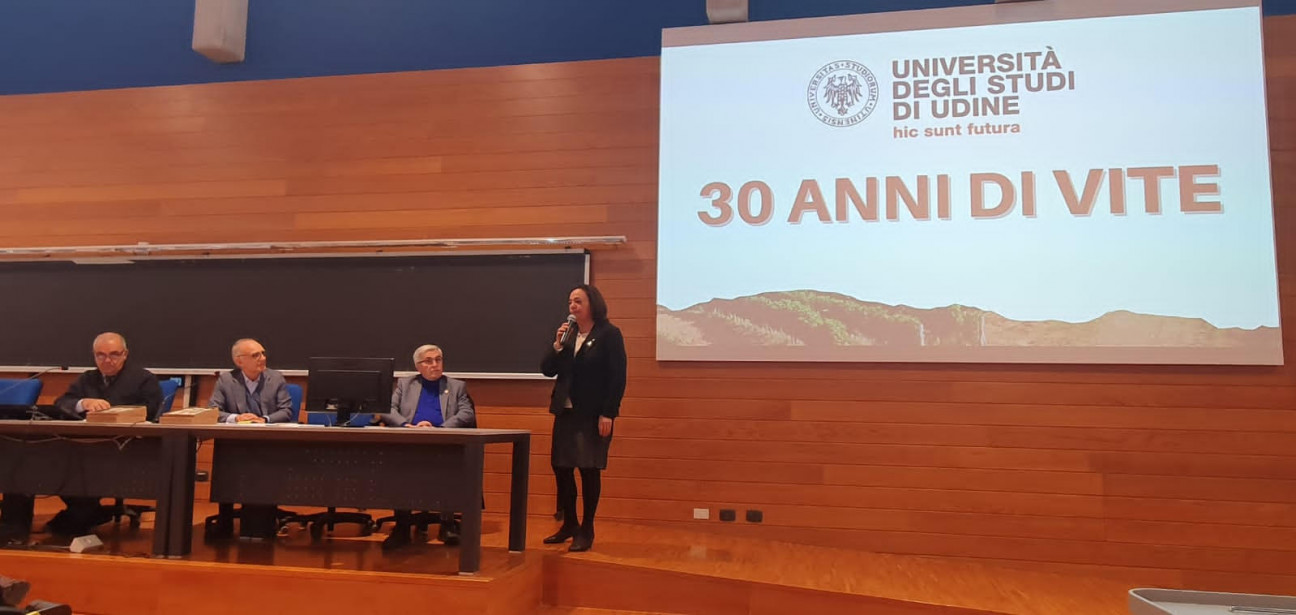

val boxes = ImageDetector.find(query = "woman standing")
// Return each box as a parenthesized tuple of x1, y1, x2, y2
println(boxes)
(541, 284, 627, 552)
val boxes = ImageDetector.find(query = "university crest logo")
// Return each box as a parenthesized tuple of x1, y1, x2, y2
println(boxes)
(808, 60, 879, 128)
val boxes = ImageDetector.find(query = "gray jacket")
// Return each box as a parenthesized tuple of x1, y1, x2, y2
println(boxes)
(381, 374, 475, 428)
(208, 368, 295, 423)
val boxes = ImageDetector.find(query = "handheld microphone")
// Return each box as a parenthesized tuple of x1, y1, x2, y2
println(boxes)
(559, 315, 578, 346)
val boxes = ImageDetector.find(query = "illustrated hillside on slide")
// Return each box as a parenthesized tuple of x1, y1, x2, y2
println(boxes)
(657, 290, 1280, 351)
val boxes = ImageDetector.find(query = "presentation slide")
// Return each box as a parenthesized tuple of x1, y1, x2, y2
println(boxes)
(656, 0, 1280, 364)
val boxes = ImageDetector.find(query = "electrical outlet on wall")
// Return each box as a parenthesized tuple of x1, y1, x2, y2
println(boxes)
(693, 508, 710, 520)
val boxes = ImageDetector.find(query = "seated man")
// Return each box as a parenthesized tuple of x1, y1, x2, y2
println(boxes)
(379, 344, 476, 549)
(0, 332, 162, 539)
(206, 338, 294, 538)
(209, 338, 294, 425)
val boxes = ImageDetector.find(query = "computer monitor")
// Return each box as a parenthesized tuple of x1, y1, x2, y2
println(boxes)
(305, 357, 394, 427)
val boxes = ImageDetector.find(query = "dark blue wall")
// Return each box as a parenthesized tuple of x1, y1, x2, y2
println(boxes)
(0, 0, 1290, 95)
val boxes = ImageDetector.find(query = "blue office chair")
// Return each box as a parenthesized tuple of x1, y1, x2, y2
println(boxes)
(0, 378, 42, 406)
(158, 378, 180, 416)
(305, 412, 374, 427)
(111, 377, 181, 527)
(287, 383, 303, 422)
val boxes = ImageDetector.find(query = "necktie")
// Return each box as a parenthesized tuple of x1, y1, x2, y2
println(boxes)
(246, 382, 262, 416)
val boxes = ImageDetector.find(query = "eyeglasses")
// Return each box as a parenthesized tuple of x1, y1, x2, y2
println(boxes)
(417, 357, 444, 365)
(94, 351, 126, 362)
(237, 351, 267, 359)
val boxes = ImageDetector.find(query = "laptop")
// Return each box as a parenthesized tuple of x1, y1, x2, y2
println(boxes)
(0, 404, 80, 421)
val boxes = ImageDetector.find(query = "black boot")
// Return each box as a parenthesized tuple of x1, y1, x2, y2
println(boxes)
(570, 468, 600, 552)
(543, 523, 579, 544)
(46, 499, 105, 537)
(568, 526, 593, 552)
(437, 517, 460, 546)
(205, 504, 236, 540)
(0, 493, 33, 543)
(0, 522, 28, 546)
(547, 467, 579, 544)
(0, 493, 34, 529)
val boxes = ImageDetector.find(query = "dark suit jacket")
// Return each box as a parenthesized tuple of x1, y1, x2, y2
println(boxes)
(541, 320, 627, 418)
(207, 368, 295, 423)
(54, 362, 163, 421)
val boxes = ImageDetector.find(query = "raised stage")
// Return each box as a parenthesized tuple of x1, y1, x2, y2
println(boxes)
(0, 502, 1136, 615)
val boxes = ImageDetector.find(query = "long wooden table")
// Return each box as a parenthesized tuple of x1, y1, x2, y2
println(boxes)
(0, 421, 530, 573)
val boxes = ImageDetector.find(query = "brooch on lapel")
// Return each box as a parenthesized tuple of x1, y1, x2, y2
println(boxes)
(586, 339, 596, 348)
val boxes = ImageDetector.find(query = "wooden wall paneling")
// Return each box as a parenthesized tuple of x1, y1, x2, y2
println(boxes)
(5, 17, 1296, 592)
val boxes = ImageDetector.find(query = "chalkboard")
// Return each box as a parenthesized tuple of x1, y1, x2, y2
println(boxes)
(0, 252, 588, 375)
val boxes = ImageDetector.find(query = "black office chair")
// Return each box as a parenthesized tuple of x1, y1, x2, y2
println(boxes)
(285, 507, 376, 541)
(108, 378, 180, 528)
(273, 405, 378, 540)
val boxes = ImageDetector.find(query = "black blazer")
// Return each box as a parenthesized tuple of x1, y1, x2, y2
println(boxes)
(541, 320, 627, 419)
(54, 362, 163, 421)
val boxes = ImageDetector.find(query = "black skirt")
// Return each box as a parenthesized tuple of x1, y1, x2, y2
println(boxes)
(550, 409, 611, 470)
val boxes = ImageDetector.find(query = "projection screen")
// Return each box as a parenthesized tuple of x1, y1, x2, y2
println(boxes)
(656, 0, 1280, 365)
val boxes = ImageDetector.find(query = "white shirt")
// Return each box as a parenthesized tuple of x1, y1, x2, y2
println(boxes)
(573, 331, 590, 356)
